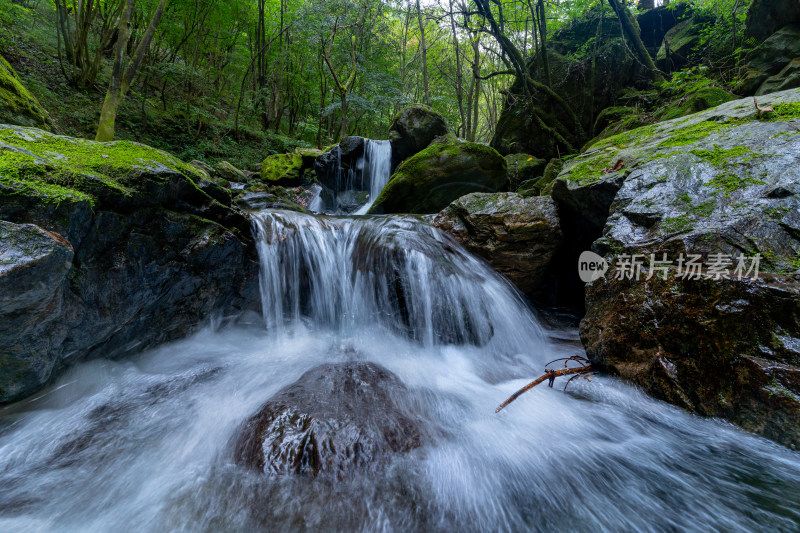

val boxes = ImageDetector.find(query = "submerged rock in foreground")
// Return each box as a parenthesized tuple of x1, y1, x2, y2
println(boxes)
(553, 88, 800, 447)
(0, 125, 259, 403)
(233, 362, 424, 479)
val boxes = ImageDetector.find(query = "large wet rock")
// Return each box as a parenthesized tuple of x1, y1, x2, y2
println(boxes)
(0, 125, 259, 403)
(491, 12, 646, 161)
(0, 222, 73, 400)
(745, 0, 800, 41)
(552, 88, 800, 447)
(432, 193, 562, 301)
(505, 153, 547, 190)
(367, 136, 506, 214)
(388, 104, 449, 165)
(233, 362, 424, 479)
(735, 24, 800, 96)
(313, 136, 367, 192)
(260, 153, 306, 186)
(0, 55, 52, 131)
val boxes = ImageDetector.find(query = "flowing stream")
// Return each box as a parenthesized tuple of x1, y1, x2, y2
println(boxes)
(1, 210, 800, 532)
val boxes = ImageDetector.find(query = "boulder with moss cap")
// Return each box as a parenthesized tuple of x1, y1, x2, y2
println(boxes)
(550, 88, 800, 448)
(388, 104, 449, 165)
(0, 125, 259, 404)
(367, 135, 506, 214)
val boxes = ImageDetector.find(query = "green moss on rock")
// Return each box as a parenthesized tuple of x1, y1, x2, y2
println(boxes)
(0, 55, 52, 131)
(0, 124, 208, 208)
(261, 152, 304, 186)
(368, 137, 506, 214)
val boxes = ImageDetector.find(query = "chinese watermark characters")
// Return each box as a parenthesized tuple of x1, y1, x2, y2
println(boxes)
(579, 251, 761, 282)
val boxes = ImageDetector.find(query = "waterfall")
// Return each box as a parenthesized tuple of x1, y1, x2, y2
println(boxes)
(253, 209, 543, 353)
(355, 139, 392, 215)
(318, 139, 393, 214)
(2, 210, 800, 531)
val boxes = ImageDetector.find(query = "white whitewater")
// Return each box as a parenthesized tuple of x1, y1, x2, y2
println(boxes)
(1, 210, 799, 532)
(354, 139, 392, 215)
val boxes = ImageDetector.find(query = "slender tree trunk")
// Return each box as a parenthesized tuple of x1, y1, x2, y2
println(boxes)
(536, 0, 551, 87)
(607, 0, 663, 82)
(471, 36, 481, 141)
(416, 0, 430, 106)
(96, 0, 167, 142)
(448, 0, 465, 135)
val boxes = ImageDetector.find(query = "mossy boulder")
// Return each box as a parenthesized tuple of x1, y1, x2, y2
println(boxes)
(261, 152, 304, 186)
(656, 87, 735, 121)
(505, 153, 547, 190)
(516, 158, 564, 197)
(550, 88, 800, 447)
(295, 147, 322, 168)
(367, 137, 506, 214)
(214, 160, 247, 183)
(734, 24, 800, 96)
(0, 125, 259, 404)
(431, 192, 562, 301)
(0, 55, 52, 131)
(388, 104, 449, 165)
(593, 106, 637, 135)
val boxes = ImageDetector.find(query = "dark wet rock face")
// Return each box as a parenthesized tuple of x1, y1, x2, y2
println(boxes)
(735, 24, 800, 96)
(745, 0, 800, 41)
(551, 88, 800, 447)
(0, 222, 73, 400)
(582, 274, 800, 449)
(0, 125, 260, 403)
(233, 362, 424, 479)
(388, 104, 449, 166)
(432, 193, 562, 302)
(313, 136, 368, 192)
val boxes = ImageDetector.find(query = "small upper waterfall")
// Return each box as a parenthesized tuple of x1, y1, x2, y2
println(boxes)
(315, 138, 393, 214)
(355, 139, 392, 214)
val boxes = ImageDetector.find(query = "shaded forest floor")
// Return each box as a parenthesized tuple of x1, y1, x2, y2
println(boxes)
(2, 8, 309, 171)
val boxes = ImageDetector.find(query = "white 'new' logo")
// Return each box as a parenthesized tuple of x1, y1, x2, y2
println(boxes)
(578, 251, 608, 282)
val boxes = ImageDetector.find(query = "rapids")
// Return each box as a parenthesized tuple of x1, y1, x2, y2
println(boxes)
(1, 210, 799, 532)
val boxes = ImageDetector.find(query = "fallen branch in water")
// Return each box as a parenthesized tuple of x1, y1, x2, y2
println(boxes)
(495, 355, 594, 413)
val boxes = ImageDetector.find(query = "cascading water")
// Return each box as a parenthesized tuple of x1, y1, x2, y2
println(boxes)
(317, 139, 392, 214)
(354, 139, 392, 215)
(1, 209, 800, 532)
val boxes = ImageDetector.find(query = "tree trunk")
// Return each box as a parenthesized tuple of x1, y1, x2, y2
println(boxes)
(606, 0, 663, 83)
(416, 0, 430, 106)
(448, 0, 465, 135)
(536, 0, 551, 87)
(339, 90, 348, 139)
(96, 0, 167, 142)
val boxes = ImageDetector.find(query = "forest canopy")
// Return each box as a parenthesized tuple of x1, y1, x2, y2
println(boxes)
(0, 0, 752, 167)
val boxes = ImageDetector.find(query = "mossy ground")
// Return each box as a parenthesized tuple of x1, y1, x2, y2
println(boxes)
(0, 125, 203, 206)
